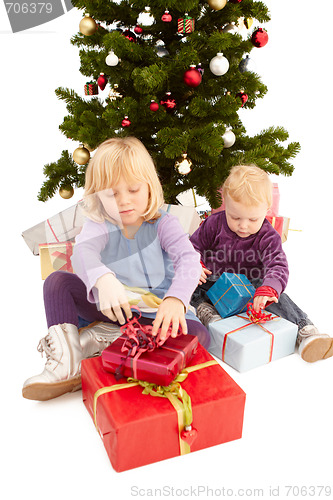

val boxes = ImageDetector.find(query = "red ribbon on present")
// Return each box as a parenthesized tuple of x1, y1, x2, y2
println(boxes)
(115, 308, 183, 380)
(221, 303, 276, 363)
(51, 242, 73, 272)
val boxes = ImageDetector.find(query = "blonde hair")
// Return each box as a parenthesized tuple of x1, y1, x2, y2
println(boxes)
(83, 137, 164, 223)
(222, 165, 272, 208)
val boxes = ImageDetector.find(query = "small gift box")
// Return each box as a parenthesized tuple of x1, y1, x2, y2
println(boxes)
(82, 344, 246, 471)
(39, 242, 74, 280)
(208, 306, 298, 372)
(102, 331, 199, 386)
(161, 203, 201, 236)
(266, 215, 290, 243)
(207, 272, 255, 318)
(84, 81, 98, 95)
(178, 15, 195, 34)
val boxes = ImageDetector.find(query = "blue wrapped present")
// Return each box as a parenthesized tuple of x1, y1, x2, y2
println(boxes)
(207, 273, 255, 318)
(208, 308, 298, 372)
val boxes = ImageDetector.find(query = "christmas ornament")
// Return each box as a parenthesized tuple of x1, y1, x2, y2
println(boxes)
(239, 55, 256, 73)
(175, 154, 192, 175)
(137, 7, 154, 26)
(59, 186, 74, 199)
(149, 100, 159, 111)
(122, 116, 131, 127)
(73, 145, 90, 165)
(160, 92, 176, 111)
(207, 0, 227, 10)
(105, 50, 119, 66)
(222, 129, 236, 148)
(97, 73, 108, 90)
(123, 29, 136, 42)
(251, 28, 269, 48)
(222, 23, 239, 34)
(209, 53, 229, 76)
(178, 14, 194, 34)
(229, 0, 243, 3)
(183, 65, 202, 87)
(79, 14, 97, 36)
(84, 81, 98, 95)
(156, 45, 169, 57)
(108, 84, 123, 101)
(244, 18, 253, 29)
(134, 25, 143, 34)
(197, 63, 204, 76)
(161, 10, 172, 22)
(236, 91, 248, 107)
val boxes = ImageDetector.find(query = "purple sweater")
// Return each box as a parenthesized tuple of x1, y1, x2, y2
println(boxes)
(190, 211, 289, 296)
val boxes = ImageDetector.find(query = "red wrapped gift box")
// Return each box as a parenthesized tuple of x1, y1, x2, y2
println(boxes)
(82, 345, 246, 472)
(102, 333, 198, 386)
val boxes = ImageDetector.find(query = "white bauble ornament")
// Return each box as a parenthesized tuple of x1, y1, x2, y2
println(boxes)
(175, 154, 192, 175)
(105, 50, 119, 66)
(222, 130, 236, 148)
(209, 53, 229, 76)
(239, 55, 256, 73)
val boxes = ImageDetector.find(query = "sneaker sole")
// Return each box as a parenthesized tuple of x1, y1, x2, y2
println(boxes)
(22, 375, 82, 401)
(301, 337, 333, 363)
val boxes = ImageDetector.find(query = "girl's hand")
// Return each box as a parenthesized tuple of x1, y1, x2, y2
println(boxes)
(253, 294, 278, 313)
(151, 297, 187, 342)
(95, 273, 132, 324)
(199, 266, 212, 285)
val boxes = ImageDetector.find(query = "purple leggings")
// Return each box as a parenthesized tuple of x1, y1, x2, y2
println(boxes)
(43, 271, 210, 348)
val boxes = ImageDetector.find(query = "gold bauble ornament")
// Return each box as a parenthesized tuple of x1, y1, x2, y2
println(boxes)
(79, 14, 97, 36)
(175, 154, 192, 175)
(59, 186, 74, 199)
(73, 145, 90, 165)
(207, 0, 227, 10)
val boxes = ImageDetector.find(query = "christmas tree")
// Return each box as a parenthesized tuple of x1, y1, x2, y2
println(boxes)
(38, 0, 300, 208)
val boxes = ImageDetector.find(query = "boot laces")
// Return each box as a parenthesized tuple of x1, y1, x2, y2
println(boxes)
(37, 334, 61, 366)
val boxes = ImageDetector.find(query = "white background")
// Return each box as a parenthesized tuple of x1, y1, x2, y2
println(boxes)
(1, 1, 332, 499)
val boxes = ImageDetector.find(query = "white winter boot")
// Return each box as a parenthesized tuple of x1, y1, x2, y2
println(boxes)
(297, 325, 333, 363)
(22, 323, 82, 401)
(79, 321, 122, 358)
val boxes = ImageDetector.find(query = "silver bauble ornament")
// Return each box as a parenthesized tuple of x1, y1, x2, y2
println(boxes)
(239, 55, 256, 73)
(209, 53, 229, 76)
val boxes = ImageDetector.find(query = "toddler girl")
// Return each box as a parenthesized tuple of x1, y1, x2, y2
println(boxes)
(22, 137, 209, 401)
(190, 165, 333, 363)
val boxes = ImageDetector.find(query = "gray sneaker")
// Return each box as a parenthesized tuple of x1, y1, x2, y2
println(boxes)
(196, 302, 222, 328)
(79, 322, 122, 358)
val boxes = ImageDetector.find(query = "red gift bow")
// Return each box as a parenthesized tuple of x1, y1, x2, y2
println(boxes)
(51, 242, 73, 272)
(115, 307, 183, 380)
(221, 303, 276, 363)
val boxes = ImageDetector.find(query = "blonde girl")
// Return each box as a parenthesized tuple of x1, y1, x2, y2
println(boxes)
(22, 137, 209, 401)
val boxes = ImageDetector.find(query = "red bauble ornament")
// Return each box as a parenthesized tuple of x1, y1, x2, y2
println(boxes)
(122, 116, 131, 127)
(160, 92, 176, 111)
(161, 10, 172, 22)
(236, 92, 248, 107)
(149, 100, 159, 111)
(134, 25, 143, 34)
(183, 65, 202, 88)
(97, 73, 107, 90)
(123, 29, 137, 42)
(251, 28, 269, 48)
(229, 0, 243, 3)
